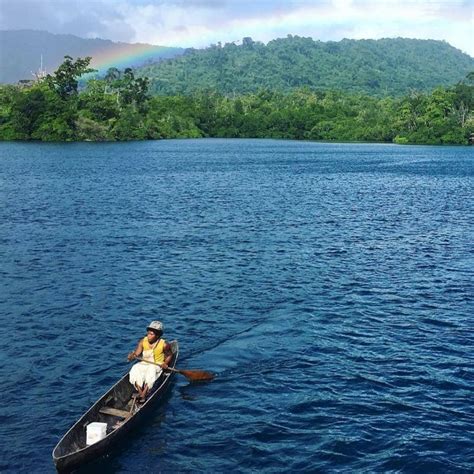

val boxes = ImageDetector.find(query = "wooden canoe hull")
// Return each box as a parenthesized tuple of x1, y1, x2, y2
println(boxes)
(52, 340, 179, 472)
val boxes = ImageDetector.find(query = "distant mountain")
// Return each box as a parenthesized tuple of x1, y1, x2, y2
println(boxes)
(136, 36, 474, 97)
(0, 30, 184, 84)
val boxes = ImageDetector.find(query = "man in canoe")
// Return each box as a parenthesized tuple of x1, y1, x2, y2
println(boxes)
(127, 321, 172, 402)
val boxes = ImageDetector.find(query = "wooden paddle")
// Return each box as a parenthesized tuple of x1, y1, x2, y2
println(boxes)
(133, 357, 214, 382)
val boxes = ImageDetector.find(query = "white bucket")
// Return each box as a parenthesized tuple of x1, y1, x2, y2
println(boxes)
(86, 422, 107, 445)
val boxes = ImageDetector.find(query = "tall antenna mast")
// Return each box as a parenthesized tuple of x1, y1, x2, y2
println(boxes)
(35, 54, 46, 80)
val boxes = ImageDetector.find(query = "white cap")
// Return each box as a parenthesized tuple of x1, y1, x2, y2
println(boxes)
(147, 321, 163, 332)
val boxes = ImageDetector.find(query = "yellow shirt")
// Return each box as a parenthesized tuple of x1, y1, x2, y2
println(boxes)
(142, 337, 166, 364)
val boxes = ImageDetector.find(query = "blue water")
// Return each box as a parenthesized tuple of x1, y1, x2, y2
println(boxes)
(0, 139, 473, 473)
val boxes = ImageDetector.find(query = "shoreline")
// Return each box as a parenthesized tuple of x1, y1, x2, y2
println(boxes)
(0, 137, 471, 147)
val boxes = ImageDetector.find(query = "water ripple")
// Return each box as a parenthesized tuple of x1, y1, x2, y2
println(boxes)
(0, 140, 473, 472)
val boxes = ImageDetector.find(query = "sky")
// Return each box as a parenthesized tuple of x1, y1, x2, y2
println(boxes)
(0, 0, 473, 56)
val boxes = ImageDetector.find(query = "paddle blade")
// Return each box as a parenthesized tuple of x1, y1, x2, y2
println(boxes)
(178, 369, 215, 382)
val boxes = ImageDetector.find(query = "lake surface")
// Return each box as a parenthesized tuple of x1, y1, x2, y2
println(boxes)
(0, 139, 473, 473)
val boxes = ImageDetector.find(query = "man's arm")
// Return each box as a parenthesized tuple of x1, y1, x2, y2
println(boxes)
(127, 339, 144, 361)
(162, 342, 172, 369)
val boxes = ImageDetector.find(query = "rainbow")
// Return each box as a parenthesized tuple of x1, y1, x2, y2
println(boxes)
(87, 42, 182, 74)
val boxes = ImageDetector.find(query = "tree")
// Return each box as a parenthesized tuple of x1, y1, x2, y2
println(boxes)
(104, 67, 121, 95)
(104, 67, 121, 84)
(9, 84, 51, 138)
(80, 79, 119, 121)
(46, 56, 96, 99)
(109, 68, 150, 110)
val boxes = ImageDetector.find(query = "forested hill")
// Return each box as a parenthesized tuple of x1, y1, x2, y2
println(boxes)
(137, 36, 474, 97)
(0, 30, 184, 84)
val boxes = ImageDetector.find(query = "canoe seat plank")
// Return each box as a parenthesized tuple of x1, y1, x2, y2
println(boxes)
(99, 407, 131, 419)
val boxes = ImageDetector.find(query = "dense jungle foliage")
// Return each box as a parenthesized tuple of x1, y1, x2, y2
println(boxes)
(0, 57, 473, 144)
(136, 37, 474, 97)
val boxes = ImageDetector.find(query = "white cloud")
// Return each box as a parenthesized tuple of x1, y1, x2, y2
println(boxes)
(0, 0, 472, 55)
(123, 0, 474, 56)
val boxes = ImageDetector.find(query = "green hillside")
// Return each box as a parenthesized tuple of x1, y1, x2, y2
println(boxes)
(137, 36, 474, 97)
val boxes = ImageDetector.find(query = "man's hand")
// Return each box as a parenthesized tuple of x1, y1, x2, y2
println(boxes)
(127, 352, 137, 362)
(161, 362, 169, 370)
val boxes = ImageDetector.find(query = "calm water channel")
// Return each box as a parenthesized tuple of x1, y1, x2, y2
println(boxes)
(0, 139, 473, 472)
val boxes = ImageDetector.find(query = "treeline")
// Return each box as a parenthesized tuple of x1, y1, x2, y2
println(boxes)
(0, 57, 473, 144)
(137, 37, 474, 97)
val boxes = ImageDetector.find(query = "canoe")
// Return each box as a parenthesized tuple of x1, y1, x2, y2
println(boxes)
(52, 340, 179, 472)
